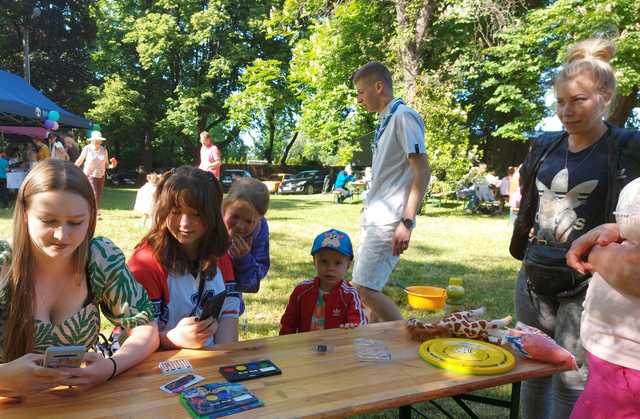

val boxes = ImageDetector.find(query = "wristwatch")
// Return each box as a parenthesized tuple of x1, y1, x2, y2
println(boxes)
(401, 218, 416, 230)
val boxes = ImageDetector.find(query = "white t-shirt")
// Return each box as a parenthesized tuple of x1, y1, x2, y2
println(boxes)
(129, 244, 241, 347)
(82, 145, 107, 178)
(362, 98, 427, 226)
(581, 272, 640, 370)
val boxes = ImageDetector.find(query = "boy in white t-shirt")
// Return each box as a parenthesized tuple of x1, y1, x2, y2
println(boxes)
(350, 61, 431, 322)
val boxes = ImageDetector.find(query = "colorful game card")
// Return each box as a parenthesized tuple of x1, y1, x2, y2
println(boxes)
(180, 382, 264, 418)
(160, 374, 204, 394)
(218, 360, 282, 382)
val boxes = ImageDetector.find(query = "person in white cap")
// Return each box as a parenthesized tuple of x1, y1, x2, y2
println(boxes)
(75, 131, 117, 219)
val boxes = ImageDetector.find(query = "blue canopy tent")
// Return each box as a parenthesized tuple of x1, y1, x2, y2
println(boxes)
(0, 70, 92, 129)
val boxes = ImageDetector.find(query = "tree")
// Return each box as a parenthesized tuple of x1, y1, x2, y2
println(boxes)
(226, 58, 298, 164)
(480, 0, 640, 142)
(0, 0, 97, 115)
(395, 0, 438, 103)
(89, 0, 286, 169)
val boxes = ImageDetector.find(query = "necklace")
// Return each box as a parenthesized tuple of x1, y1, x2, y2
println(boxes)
(555, 137, 602, 189)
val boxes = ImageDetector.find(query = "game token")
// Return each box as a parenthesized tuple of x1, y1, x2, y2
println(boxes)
(419, 338, 516, 375)
(311, 342, 335, 354)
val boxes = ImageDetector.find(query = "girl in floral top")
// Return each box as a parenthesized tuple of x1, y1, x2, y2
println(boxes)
(0, 160, 158, 396)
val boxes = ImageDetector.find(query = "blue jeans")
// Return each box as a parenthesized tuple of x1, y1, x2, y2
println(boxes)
(514, 266, 588, 419)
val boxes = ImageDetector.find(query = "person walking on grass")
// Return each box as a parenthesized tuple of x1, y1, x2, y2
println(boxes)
(350, 61, 431, 322)
(75, 131, 117, 220)
(198, 131, 222, 180)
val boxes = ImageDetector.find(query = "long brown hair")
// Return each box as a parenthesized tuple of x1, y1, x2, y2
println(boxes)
(137, 166, 229, 275)
(2, 160, 97, 361)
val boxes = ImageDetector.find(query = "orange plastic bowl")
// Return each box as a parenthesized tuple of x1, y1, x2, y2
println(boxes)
(405, 286, 447, 310)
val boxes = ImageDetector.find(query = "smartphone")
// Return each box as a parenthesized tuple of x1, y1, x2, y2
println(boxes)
(43, 345, 86, 368)
(197, 291, 227, 322)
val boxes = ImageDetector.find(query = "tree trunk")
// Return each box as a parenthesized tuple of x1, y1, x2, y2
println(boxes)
(142, 127, 153, 172)
(266, 110, 276, 165)
(280, 131, 299, 167)
(608, 87, 638, 128)
(395, 0, 438, 104)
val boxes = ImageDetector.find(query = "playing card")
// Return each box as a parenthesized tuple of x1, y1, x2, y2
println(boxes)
(160, 374, 204, 394)
(159, 359, 193, 375)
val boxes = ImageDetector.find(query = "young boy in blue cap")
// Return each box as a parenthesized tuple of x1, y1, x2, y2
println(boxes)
(279, 229, 368, 334)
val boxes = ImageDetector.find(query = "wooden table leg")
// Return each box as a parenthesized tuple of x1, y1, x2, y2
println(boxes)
(399, 405, 412, 419)
(510, 381, 521, 419)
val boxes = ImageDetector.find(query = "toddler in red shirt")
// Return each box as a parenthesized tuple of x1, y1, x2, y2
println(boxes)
(280, 229, 367, 334)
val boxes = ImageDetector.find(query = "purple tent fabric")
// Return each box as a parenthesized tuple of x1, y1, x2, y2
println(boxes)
(0, 125, 48, 138)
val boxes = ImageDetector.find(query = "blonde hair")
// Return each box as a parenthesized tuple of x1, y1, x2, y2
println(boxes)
(554, 38, 617, 101)
(2, 160, 97, 361)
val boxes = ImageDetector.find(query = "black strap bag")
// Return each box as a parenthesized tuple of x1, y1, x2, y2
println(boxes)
(523, 241, 589, 296)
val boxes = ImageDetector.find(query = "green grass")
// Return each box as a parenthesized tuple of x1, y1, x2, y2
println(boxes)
(0, 188, 522, 418)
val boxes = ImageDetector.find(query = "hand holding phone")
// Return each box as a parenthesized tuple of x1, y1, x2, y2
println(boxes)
(197, 291, 227, 322)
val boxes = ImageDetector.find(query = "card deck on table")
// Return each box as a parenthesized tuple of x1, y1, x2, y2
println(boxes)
(159, 359, 193, 375)
(219, 360, 282, 382)
(43, 345, 86, 368)
(160, 374, 204, 394)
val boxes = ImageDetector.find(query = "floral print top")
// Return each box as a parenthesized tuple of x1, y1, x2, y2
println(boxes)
(0, 237, 153, 362)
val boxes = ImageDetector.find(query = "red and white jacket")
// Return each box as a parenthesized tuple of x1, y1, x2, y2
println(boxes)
(279, 277, 367, 335)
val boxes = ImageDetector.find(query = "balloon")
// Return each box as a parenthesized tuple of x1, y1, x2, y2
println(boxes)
(48, 110, 60, 122)
(51, 121, 59, 131)
(86, 130, 92, 137)
(44, 119, 55, 129)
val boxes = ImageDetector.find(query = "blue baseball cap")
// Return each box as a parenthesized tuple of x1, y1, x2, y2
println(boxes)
(311, 229, 354, 259)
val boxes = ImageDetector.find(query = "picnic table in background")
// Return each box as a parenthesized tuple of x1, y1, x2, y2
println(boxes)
(0, 321, 567, 419)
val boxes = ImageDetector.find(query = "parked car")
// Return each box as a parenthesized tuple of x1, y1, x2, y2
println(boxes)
(279, 170, 327, 194)
(107, 170, 138, 186)
(262, 173, 293, 194)
(221, 169, 252, 192)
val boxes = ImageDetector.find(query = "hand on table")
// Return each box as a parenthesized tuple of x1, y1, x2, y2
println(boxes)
(58, 352, 112, 389)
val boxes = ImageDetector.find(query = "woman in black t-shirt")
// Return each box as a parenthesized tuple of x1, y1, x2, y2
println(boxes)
(509, 38, 640, 419)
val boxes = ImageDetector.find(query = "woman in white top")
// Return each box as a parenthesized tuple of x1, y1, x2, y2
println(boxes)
(75, 131, 117, 219)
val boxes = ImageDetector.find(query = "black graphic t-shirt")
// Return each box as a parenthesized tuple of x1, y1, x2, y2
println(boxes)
(534, 132, 609, 244)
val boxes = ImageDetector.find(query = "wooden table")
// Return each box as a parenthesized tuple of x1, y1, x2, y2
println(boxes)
(1, 321, 566, 418)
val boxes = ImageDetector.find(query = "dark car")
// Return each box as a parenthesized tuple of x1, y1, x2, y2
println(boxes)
(221, 169, 252, 192)
(279, 170, 327, 194)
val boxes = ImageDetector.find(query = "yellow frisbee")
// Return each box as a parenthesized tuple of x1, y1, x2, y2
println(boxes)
(419, 338, 516, 375)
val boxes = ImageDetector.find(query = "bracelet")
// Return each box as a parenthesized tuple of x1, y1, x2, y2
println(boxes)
(107, 357, 118, 381)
